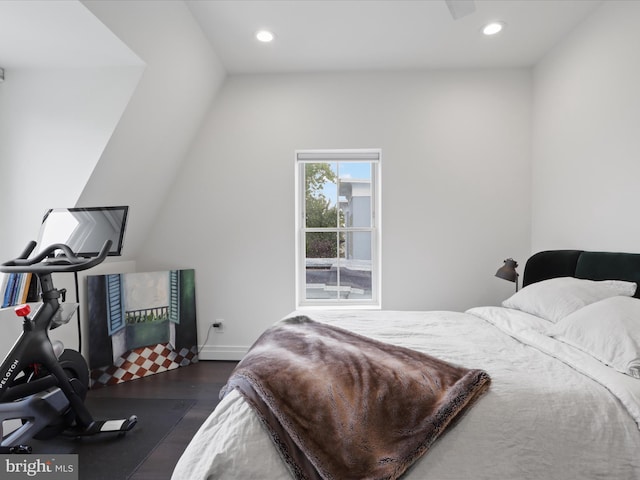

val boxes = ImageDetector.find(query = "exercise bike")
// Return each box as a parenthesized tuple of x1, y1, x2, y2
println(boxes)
(0, 239, 137, 453)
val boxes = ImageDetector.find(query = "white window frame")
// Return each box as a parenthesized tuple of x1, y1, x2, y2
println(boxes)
(295, 148, 381, 309)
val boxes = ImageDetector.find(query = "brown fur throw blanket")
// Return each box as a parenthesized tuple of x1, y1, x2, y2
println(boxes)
(220, 316, 491, 480)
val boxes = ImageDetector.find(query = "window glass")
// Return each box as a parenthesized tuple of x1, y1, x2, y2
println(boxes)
(296, 150, 380, 307)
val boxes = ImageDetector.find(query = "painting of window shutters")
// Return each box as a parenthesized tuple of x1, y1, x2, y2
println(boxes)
(87, 269, 198, 388)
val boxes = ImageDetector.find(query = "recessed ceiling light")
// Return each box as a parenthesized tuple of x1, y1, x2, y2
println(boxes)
(256, 30, 275, 43)
(482, 22, 505, 36)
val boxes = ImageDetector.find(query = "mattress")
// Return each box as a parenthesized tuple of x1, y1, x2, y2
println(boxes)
(172, 306, 640, 479)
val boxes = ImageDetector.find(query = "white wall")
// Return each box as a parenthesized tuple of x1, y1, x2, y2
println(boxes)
(0, 67, 143, 260)
(137, 70, 532, 359)
(79, 0, 227, 261)
(532, 0, 640, 252)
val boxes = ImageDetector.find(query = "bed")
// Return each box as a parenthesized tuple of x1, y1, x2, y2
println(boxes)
(172, 250, 640, 479)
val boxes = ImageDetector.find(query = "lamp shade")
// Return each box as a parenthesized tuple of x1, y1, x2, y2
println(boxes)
(495, 258, 519, 283)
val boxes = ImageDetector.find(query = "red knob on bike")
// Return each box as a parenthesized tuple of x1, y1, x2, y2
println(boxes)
(15, 304, 31, 317)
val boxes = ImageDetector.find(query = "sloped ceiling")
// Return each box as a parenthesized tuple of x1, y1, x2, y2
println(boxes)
(0, 0, 141, 68)
(0, 0, 225, 261)
(77, 0, 226, 261)
(0, 0, 144, 259)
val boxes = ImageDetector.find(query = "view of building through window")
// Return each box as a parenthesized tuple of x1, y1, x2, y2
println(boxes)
(296, 150, 380, 307)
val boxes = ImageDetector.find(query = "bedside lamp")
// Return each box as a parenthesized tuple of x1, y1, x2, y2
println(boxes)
(496, 258, 519, 292)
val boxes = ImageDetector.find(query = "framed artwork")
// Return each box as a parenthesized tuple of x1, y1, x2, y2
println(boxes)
(87, 269, 198, 388)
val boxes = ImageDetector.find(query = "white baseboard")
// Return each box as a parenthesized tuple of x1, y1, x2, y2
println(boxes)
(197, 344, 248, 361)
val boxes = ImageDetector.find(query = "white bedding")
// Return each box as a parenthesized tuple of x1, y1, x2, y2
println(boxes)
(172, 308, 640, 479)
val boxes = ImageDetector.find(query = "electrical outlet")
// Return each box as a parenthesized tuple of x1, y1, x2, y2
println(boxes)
(212, 319, 224, 332)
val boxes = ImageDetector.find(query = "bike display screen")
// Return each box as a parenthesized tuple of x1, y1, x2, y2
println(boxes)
(37, 206, 129, 258)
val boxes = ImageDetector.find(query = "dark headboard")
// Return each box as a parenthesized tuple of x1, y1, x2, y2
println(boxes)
(523, 250, 640, 298)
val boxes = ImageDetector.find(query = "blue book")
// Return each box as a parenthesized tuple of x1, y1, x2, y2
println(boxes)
(10, 273, 24, 306)
(2, 274, 17, 308)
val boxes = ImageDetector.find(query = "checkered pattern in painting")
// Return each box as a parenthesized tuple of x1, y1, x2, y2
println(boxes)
(90, 343, 198, 388)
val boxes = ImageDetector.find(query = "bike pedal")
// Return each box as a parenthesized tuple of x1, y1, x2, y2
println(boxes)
(11, 445, 32, 454)
(64, 415, 138, 437)
(97, 415, 138, 434)
(0, 445, 32, 454)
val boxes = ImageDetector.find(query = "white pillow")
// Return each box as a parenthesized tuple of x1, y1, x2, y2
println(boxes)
(502, 277, 637, 323)
(547, 296, 640, 378)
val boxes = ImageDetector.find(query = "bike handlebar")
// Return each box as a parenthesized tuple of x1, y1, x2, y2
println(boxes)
(0, 240, 112, 274)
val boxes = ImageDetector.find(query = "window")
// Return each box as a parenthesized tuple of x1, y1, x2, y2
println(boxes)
(295, 149, 381, 308)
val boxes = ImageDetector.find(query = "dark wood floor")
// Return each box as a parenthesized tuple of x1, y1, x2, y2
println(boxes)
(88, 360, 238, 480)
